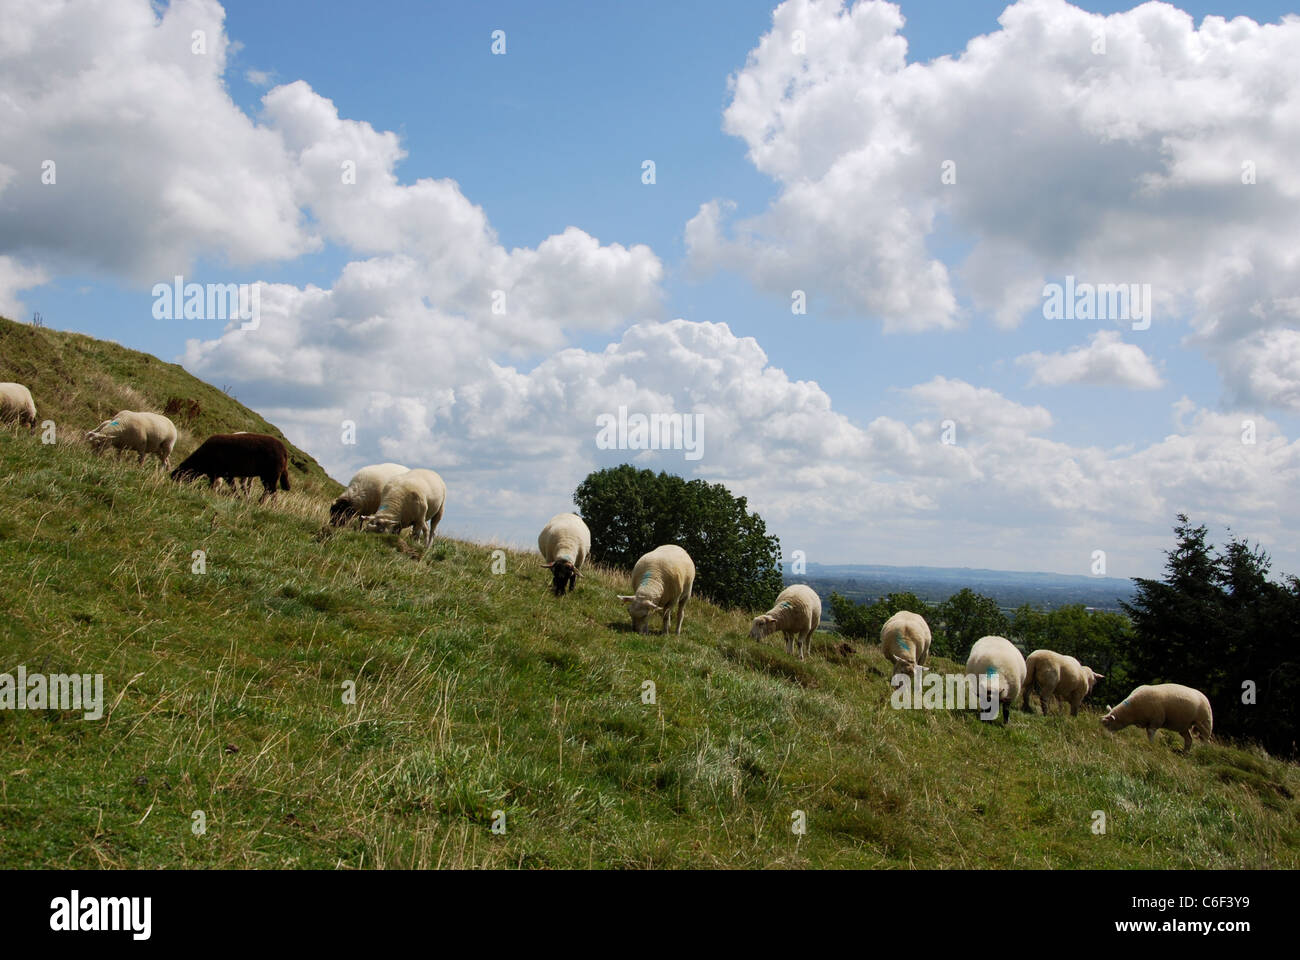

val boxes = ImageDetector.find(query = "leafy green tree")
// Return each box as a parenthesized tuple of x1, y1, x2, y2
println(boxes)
(937, 588, 1010, 660)
(573, 465, 783, 611)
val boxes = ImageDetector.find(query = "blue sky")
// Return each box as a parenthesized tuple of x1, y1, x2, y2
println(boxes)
(3, 0, 1298, 577)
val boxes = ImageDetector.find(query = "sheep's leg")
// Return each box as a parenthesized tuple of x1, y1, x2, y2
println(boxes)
(674, 599, 686, 635)
(1146, 728, 1157, 743)
(137, 450, 146, 465)
(784, 635, 793, 656)
(1070, 699, 1081, 717)
(1181, 730, 1194, 751)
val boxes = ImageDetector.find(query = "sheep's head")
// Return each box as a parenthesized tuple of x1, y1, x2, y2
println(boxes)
(1100, 701, 1129, 732)
(360, 513, 400, 534)
(618, 595, 660, 633)
(888, 652, 919, 679)
(85, 429, 109, 451)
(329, 497, 357, 527)
(544, 559, 578, 596)
(749, 614, 778, 641)
(1084, 667, 1104, 694)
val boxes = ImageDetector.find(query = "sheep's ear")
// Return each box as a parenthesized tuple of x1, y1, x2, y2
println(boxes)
(1095, 673, 1105, 679)
(542, 562, 554, 568)
(617, 595, 635, 604)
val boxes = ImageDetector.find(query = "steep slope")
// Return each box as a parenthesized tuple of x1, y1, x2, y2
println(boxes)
(0, 315, 340, 498)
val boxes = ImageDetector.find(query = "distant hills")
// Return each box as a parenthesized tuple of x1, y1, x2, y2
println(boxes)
(793, 561, 1136, 614)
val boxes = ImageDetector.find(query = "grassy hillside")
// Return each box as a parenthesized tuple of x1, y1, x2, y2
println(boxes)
(1, 429, 1297, 868)
(1, 322, 1297, 868)
(0, 315, 341, 499)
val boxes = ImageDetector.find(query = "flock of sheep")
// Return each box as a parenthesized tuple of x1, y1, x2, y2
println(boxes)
(0, 383, 1214, 752)
(872, 603, 1213, 749)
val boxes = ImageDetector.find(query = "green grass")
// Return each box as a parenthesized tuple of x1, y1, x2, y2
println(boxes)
(1, 320, 1298, 868)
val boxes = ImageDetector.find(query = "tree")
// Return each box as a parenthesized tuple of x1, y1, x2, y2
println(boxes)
(573, 465, 783, 611)
(937, 588, 1009, 660)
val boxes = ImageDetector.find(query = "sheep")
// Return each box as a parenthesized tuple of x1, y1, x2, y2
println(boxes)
(1023, 649, 1104, 716)
(750, 584, 822, 660)
(0, 382, 37, 433)
(880, 610, 932, 677)
(1101, 684, 1213, 752)
(965, 635, 1027, 723)
(538, 512, 591, 595)
(331, 463, 410, 527)
(617, 544, 695, 635)
(360, 469, 446, 545)
(85, 411, 178, 468)
(170, 433, 290, 499)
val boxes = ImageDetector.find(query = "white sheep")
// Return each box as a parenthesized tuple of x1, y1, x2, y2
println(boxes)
(966, 635, 1027, 723)
(1101, 684, 1213, 751)
(538, 512, 591, 595)
(331, 463, 410, 526)
(618, 544, 695, 635)
(880, 610, 932, 677)
(750, 584, 822, 660)
(0, 382, 37, 433)
(85, 411, 178, 468)
(1023, 649, 1104, 716)
(360, 469, 446, 545)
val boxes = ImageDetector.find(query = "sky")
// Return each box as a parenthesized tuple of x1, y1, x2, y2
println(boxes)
(2, 0, 1298, 579)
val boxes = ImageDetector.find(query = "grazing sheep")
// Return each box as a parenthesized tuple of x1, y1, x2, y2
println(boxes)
(1101, 684, 1213, 751)
(750, 584, 822, 660)
(170, 433, 290, 499)
(538, 512, 591, 595)
(880, 610, 932, 677)
(86, 411, 178, 468)
(1023, 649, 1104, 716)
(331, 463, 410, 527)
(0, 382, 37, 433)
(965, 636, 1027, 723)
(360, 469, 446, 545)
(618, 544, 695, 635)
